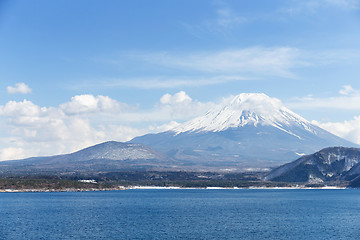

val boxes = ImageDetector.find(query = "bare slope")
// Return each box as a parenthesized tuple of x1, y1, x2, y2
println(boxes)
(0, 141, 180, 175)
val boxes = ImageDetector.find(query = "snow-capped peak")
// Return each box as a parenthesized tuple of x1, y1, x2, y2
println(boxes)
(172, 93, 316, 136)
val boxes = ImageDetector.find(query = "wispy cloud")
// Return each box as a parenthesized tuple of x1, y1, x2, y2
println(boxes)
(140, 47, 301, 78)
(287, 85, 360, 110)
(326, 0, 360, 9)
(339, 85, 360, 96)
(7, 83, 32, 94)
(83, 47, 304, 89)
(299, 49, 360, 66)
(128, 47, 358, 78)
(84, 47, 359, 90)
(82, 75, 251, 90)
(182, 1, 246, 36)
(280, 0, 360, 14)
(205, 4, 247, 33)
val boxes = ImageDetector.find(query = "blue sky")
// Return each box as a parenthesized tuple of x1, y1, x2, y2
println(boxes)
(0, 0, 360, 160)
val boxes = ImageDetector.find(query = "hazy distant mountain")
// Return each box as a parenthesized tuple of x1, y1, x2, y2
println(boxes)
(265, 147, 360, 184)
(0, 141, 179, 175)
(131, 93, 356, 170)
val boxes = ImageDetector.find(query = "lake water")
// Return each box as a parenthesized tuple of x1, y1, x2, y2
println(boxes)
(1, 189, 359, 239)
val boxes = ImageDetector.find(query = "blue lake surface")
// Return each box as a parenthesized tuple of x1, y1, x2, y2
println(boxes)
(1, 189, 360, 239)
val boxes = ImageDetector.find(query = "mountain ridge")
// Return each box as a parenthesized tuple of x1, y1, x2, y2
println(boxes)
(131, 93, 357, 170)
(0, 141, 180, 175)
(265, 147, 360, 184)
(173, 93, 315, 138)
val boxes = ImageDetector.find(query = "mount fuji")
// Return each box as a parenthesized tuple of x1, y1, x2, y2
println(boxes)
(131, 93, 357, 171)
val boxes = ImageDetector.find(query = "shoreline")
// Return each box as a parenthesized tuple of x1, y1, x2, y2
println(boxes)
(0, 185, 349, 193)
(127, 186, 347, 190)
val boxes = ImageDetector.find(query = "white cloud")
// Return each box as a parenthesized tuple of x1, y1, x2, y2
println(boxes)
(0, 96, 140, 160)
(160, 91, 192, 104)
(60, 94, 132, 115)
(287, 84, 360, 145)
(288, 95, 360, 110)
(0, 111, 142, 161)
(0, 147, 27, 161)
(0, 91, 213, 161)
(157, 91, 213, 121)
(287, 85, 360, 110)
(0, 99, 42, 117)
(339, 85, 360, 96)
(313, 116, 360, 145)
(7, 83, 32, 94)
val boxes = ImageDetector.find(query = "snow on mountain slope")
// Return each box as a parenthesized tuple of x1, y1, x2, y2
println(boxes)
(131, 93, 357, 170)
(265, 147, 360, 183)
(67, 141, 159, 161)
(0, 141, 179, 173)
(173, 93, 315, 139)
